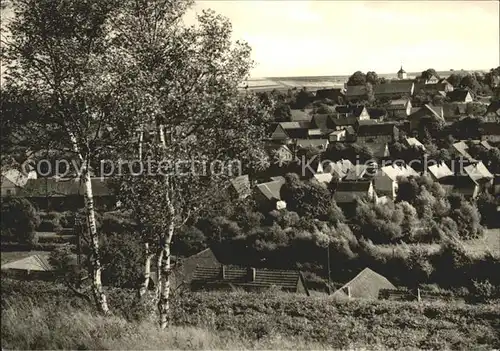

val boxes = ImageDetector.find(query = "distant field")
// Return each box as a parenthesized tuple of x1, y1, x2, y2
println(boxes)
(242, 69, 487, 92)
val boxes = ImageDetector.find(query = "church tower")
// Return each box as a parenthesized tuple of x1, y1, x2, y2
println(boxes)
(397, 65, 407, 80)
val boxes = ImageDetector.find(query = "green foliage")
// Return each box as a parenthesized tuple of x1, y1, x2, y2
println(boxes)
(37, 219, 63, 233)
(279, 173, 334, 220)
(100, 231, 144, 288)
(346, 71, 366, 86)
(1, 197, 40, 244)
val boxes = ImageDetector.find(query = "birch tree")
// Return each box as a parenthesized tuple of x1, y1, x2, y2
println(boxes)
(111, 0, 271, 328)
(1, 0, 131, 314)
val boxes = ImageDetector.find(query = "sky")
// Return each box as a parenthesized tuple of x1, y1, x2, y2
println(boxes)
(1, 1, 498, 79)
(187, 0, 500, 77)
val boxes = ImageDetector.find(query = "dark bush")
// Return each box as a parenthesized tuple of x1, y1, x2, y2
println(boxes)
(1, 197, 40, 244)
(37, 219, 63, 233)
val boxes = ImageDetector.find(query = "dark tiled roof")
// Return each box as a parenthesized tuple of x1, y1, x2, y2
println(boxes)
(345, 85, 366, 97)
(357, 123, 397, 137)
(331, 116, 358, 127)
(446, 90, 471, 102)
(485, 101, 500, 117)
(311, 114, 331, 131)
(482, 122, 500, 135)
(20, 178, 113, 197)
(367, 108, 387, 119)
(374, 82, 413, 95)
(334, 105, 366, 118)
(192, 265, 303, 291)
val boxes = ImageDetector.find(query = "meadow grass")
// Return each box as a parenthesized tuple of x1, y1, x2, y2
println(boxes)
(2, 279, 499, 350)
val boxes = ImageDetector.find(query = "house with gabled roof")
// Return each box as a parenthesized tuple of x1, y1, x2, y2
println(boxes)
(452, 141, 477, 162)
(344, 164, 375, 181)
(447, 175, 480, 199)
(386, 98, 412, 119)
(19, 177, 115, 211)
(329, 130, 346, 142)
(270, 121, 310, 141)
(374, 164, 419, 198)
(313, 172, 333, 185)
(345, 85, 367, 103)
(333, 180, 376, 204)
(408, 104, 444, 132)
(374, 82, 414, 100)
(446, 89, 473, 103)
(484, 101, 500, 122)
(356, 122, 399, 144)
(331, 267, 396, 300)
(169, 248, 221, 292)
(265, 143, 294, 165)
(229, 175, 252, 199)
(334, 105, 371, 120)
(442, 102, 468, 121)
(426, 161, 454, 182)
(191, 265, 309, 295)
(330, 116, 358, 130)
(403, 137, 426, 151)
(315, 88, 345, 104)
(464, 162, 494, 186)
(253, 176, 286, 211)
(1, 168, 37, 197)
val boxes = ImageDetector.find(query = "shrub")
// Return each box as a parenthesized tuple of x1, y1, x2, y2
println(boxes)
(1, 197, 40, 244)
(100, 211, 135, 234)
(59, 211, 77, 228)
(37, 219, 63, 233)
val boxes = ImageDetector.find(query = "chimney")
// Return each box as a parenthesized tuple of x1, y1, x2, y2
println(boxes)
(248, 267, 256, 282)
(220, 265, 226, 279)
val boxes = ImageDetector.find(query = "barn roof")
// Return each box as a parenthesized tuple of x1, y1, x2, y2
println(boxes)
(331, 267, 396, 299)
(192, 265, 306, 292)
(1, 254, 53, 271)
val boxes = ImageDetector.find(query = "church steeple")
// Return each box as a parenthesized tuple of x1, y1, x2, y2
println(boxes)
(397, 64, 407, 79)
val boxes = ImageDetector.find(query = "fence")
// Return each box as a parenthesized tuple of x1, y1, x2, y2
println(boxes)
(379, 288, 466, 303)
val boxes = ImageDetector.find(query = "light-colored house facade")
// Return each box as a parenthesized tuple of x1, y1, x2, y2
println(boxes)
(1, 169, 37, 197)
(374, 164, 419, 199)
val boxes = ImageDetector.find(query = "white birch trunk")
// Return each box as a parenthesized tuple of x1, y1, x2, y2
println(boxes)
(138, 242, 154, 299)
(82, 165, 110, 314)
(158, 217, 174, 329)
(156, 123, 174, 328)
(68, 130, 109, 314)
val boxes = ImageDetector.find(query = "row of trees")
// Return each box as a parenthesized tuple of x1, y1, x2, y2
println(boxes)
(2, 0, 270, 327)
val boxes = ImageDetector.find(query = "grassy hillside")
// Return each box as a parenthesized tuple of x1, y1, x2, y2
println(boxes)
(2, 279, 499, 350)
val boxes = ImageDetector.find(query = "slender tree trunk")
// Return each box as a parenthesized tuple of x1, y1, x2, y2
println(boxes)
(138, 242, 154, 299)
(82, 165, 109, 314)
(158, 219, 174, 329)
(68, 129, 109, 314)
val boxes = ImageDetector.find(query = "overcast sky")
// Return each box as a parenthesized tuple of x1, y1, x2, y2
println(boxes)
(2, 1, 498, 79)
(188, 0, 500, 77)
